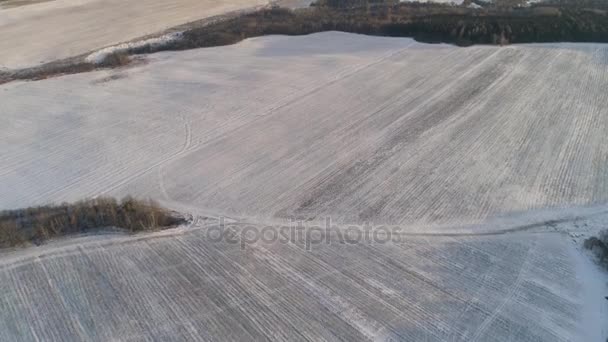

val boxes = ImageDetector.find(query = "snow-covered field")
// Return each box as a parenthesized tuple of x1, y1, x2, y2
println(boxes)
(2, 33, 608, 228)
(0, 213, 605, 341)
(1, 32, 608, 340)
(0, 0, 267, 69)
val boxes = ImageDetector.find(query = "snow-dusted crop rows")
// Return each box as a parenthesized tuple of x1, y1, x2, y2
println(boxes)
(0, 219, 599, 341)
(0, 0, 267, 69)
(2, 33, 608, 228)
(2, 33, 608, 341)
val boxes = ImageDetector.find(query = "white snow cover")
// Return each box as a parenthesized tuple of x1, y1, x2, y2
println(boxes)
(0, 0, 267, 69)
(1, 32, 608, 340)
(0, 210, 605, 341)
(2, 33, 608, 228)
(84, 32, 184, 64)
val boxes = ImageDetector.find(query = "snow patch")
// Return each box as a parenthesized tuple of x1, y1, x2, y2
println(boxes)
(572, 244, 608, 342)
(85, 32, 183, 64)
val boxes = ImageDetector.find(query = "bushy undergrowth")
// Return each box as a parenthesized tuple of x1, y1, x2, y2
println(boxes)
(583, 230, 608, 269)
(97, 51, 131, 67)
(0, 197, 185, 248)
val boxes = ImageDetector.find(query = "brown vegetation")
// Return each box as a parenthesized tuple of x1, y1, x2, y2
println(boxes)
(98, 51, 131, 67)
(0, 197, 185, 248)
(185, 3, 608, 46)
(583, 230, 608, 269)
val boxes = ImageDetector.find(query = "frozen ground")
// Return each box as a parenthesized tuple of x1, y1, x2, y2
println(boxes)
(1, 32, 608, 340)
(0, 212, 605, 341)
(0, 0, 267, 69)
(2, 33, 608, 228)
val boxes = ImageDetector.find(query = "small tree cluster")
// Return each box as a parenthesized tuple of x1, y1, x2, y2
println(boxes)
(0, 197, 184, 248)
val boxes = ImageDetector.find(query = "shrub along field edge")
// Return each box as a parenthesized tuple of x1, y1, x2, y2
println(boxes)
(0, 197, 187, 248)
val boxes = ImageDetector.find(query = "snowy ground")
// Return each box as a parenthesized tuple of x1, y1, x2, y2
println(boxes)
(2, 33, 608, 228)
(1, 32, 608, 340)
(0, 0, 267, 69)
(0, 213, 605, 341)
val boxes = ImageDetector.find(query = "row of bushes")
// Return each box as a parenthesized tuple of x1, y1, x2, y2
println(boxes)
(0, 197, 185, 248)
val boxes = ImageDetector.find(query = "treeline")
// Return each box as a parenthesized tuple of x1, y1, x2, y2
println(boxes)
(169, 2, 608, 49)
(4, 0, 608, 84)
(381, 9, 608, 45)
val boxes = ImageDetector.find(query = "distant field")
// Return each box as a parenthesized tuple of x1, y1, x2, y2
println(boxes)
(0, 0, 54, 10)
(4, 2, 608, 84)
(0, 0, 267, 69)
